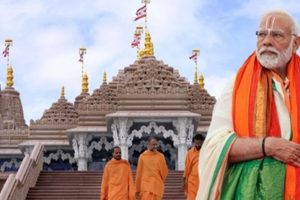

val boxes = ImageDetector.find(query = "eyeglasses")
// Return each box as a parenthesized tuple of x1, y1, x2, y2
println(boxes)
(256, 29, 297, 42)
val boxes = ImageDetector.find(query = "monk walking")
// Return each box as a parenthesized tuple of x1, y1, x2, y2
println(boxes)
(135, 136, 169, 200)
(100, 146, 135, 200)
(183, 134, 204, 200)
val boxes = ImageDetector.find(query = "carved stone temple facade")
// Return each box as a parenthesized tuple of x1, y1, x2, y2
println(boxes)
(0, 56, 215, 171)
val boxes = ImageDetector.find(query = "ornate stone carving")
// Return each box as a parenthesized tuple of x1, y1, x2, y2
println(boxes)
(172, 117, 194, 170)
(72, 134, 92, 171)
(0, 88, 27, 129)
(189, 84, 216, 112)
(116, 58, 190, 95)
(0, 158, 21, 172)
(43, 149, 76, 165)
(111, 118, 133, 160)
(127, 122, 177, 146)
(77, 84, 116, 111)
(30, 94, 78, 129)
(87, 137, 113, 158)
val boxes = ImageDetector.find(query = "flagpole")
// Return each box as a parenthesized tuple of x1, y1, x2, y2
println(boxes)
(192, 49, 199, 84)
(4, 39, 12, 67)
(142, 0, 150, 32)
(79, 47, 86, 78)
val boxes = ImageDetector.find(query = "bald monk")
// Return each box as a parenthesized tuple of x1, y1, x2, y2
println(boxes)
(183, 134, 204, 200)
(135, 136, 169, 200)
(100, 146, 135, 200)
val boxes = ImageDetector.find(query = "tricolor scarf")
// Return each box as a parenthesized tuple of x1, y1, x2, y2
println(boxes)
(232, 52, 300, 199)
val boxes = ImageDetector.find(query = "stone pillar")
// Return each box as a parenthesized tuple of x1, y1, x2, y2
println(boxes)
(173, 118, 194, 170)
(24, 146, 34, 156)
(72, 133, 91, 171)
(111, 118, 133, 160)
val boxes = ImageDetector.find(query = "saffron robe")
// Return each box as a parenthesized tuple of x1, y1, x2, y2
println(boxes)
(135, 150, 169, 200)
(196, 53, 300, 200)
(100, 158, 135, 200)
(184, 147, 200, 200)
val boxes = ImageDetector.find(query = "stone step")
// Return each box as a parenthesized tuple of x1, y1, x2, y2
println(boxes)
(26, 170, 186, 200)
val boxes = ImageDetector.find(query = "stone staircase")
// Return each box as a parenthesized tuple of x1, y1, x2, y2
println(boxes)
(26, 170, 186, 200)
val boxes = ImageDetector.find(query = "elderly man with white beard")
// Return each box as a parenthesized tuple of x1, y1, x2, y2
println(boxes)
(196, 10, 300, 200)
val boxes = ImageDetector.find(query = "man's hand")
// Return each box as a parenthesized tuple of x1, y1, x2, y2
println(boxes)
(265, 137, 300, 167)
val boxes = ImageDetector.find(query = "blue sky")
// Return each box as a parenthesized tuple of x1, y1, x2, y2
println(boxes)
(0, 0, 299, 123)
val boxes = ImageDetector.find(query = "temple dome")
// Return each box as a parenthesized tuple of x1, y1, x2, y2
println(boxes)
(30, 92, 78, 130)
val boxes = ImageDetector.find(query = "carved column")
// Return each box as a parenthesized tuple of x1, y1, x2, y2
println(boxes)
(72, 133, 92, 171)
(173, 117, 194, 170)
(111, 118, 133, 160)
(24, 146, 34, 156)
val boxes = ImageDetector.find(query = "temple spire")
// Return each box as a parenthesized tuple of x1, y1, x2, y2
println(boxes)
(6, 64, 13, 88)
(82, 72, 89, 94)
(133, 0, 154, 59)
(199, 74, 205, 89)
(139, 31, 154, 58)
(61, 86, 65, 98)
(103, 71, 107, 85)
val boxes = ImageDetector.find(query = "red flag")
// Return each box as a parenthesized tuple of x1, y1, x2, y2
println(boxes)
(134, 5, 147, 21)
(131, 33, 141, 48)
(189, 52, 197, 64)
(2, 44, 10, 58)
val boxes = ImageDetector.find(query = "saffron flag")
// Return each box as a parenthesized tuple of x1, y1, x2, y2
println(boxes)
(189, 52, 198, 64)
(2, 44, 10, 58)
(134, 5, 147, 21)
(131, 33, 141, 48)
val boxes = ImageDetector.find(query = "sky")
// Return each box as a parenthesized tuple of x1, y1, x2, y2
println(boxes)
(0, 0, 300, 124)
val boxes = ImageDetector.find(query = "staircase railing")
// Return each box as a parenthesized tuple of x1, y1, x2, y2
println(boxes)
(0, 143, 44, 200)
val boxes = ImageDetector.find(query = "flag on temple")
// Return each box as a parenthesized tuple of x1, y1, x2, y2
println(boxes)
(131, 33, 141, 48)
(134, 5, 147, 21)
(79, 51, 84, 63)
(189, 52, 198, 64)
(2, 44, 10, 58)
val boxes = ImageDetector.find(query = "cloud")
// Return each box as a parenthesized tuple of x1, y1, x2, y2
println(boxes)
(0, 0, 299, 123)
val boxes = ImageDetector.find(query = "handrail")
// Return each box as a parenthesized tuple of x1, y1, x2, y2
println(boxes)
(0, 143, 44, 200)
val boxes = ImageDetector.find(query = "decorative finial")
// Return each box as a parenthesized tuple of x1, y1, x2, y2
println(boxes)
(82, 71, 89, 94)
(139, 31, 154, 58)
(79, 47, 87, 78)
(61, 86, 65, 98)
(199, 74, 205, 89)
(6, 64, 13, 88)
(103, 71, 107, 84)
(189, 49, 200, 84)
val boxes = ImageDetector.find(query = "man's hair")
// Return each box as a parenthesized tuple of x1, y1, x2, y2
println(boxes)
(260, 10, 300, 35)
(112, 146, 121, 153)
(193, 134, 205, 142)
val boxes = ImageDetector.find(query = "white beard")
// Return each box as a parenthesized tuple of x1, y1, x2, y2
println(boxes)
(256, 39, 294, 70)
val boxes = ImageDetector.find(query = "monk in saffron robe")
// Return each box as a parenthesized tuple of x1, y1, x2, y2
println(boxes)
(183, 134, 204, 200)
(135, 136, 169, 200)
(101, 146, 135, 200)
(197, 10, 300, 200)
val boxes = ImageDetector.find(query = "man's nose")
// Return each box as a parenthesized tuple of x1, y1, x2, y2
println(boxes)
(262, 34, 274, 47)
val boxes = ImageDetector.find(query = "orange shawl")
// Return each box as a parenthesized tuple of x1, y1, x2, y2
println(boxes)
(232, 52, 300, 199)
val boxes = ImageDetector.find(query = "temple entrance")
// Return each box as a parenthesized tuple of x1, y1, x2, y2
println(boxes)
(88, 136, 113, 170)
(128, 122, 177, 170)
